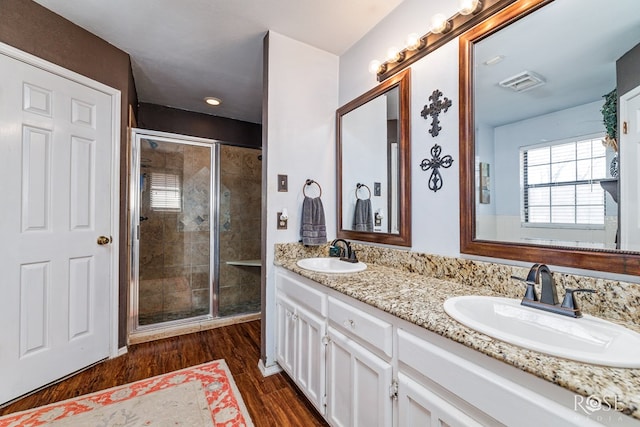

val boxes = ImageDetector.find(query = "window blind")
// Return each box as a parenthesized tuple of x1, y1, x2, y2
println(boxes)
(150, 172, 182, 211)
(521, 137, 606, 225)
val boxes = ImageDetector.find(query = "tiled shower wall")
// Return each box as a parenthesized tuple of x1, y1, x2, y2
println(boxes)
(218, 145, 262, 316)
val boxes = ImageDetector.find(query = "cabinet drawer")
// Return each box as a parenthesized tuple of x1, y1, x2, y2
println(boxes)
(397, 329, 589, 427)
(276, 272, 326, 315)
(328, 296, 392, 358)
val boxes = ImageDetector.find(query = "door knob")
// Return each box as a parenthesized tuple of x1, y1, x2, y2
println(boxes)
(97, 235, 112, 245)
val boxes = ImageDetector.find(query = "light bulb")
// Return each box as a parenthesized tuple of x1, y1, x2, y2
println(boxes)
(406, 33, 424, 51)
(430, 13, 451, 34)
(368, 59, 382, 74)
(458, 0, 482, 15)
(385, 46, 405, 63)
(386, 46, 400, 62)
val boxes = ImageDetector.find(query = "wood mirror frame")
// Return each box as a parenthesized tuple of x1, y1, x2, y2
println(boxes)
(337, 68, 411, 246)
(459, 0, 640, 275)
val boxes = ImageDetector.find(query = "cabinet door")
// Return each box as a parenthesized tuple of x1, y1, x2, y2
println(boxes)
(295, 304, 326, 415)
(275, 296, 296, 376)
(398, 373, 484, 427)
(326, 327, 392, 427)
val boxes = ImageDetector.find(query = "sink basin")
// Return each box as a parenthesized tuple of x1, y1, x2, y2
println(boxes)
(443, 296, 640, 368)
(296, 257, 367, 274)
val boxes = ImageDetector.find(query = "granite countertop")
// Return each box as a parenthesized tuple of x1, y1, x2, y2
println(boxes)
(275, 255, 640, 421)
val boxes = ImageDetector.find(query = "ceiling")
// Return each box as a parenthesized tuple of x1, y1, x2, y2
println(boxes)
(474, 0, 640, 128)
(34, 0, 404, 124)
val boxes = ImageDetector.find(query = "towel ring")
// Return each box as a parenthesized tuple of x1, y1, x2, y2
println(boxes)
(303, 179, 322, 197)
(356, 183, 371, 200)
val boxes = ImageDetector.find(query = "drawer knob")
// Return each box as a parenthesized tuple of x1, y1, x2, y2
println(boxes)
(343, 319, 355, 328)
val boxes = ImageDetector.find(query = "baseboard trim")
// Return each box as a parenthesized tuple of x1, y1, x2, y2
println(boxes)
(117, 346, 128, 357)
(258, 358, 282, 377)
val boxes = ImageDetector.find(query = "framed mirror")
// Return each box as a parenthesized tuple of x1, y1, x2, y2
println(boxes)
(337, 68, 411, 246)
(460, 0, 640, 274)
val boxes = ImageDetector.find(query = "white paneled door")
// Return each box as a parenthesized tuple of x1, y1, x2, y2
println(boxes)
(0, 48, 117, 404)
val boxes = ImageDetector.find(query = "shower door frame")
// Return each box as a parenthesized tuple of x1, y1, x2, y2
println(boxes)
(128, 128, 220, 337)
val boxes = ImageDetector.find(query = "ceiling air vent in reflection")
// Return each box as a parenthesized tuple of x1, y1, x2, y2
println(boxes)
(499, 71, 545, 92)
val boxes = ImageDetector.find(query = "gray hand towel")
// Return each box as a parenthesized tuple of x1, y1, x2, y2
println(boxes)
(353, 198, 373, 232)
(301, 196, 327, 245)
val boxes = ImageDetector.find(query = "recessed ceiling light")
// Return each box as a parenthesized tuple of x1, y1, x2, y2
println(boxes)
(205, 97, 221, 106)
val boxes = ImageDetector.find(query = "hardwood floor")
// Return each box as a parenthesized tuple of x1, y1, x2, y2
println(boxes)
(0, 320, 328, 426)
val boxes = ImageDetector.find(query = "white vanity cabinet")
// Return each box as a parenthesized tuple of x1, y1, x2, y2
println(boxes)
(275, 272, 327, 414)
(274, 267, 638, 427)
(276, 269, 393, 426)
(326, 296, 393, 427)
(396, 326, 621, 427)
(326, 327, 393, 426)
(397, 372, 486, 427)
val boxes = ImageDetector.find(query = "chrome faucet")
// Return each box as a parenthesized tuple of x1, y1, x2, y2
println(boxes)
(330, 239, 358, 263)
(513, 263, 595, 318)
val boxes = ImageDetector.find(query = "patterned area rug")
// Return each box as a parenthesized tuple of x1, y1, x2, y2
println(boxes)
(0, 360, 253, 427)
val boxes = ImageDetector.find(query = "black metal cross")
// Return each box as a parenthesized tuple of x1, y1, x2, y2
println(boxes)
(420, 144, 454, 192)
(420, 89, 452, 137)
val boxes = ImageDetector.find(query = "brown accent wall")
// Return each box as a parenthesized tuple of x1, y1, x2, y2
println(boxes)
(138, 103, 262, 148)
(0, 0, 137, 348)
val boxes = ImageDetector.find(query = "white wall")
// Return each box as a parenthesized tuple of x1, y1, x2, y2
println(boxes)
(262, 31, 338, 368)
(476, 123, 497, 240)
(409, 40, 461, 256)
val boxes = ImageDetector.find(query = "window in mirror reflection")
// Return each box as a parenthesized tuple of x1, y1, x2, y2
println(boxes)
(478, 130, 618, 249)
(521, 136, 609, 228)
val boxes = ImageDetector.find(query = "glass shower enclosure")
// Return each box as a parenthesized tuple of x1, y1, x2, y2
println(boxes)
(129, 129, 261, 336)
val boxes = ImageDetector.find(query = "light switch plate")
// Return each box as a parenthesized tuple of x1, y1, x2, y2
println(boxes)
(374, 182, 381, 196)
(278, 174, 288, 192)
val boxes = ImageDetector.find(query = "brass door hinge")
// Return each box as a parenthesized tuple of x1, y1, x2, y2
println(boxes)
(623, 121, 628, 134)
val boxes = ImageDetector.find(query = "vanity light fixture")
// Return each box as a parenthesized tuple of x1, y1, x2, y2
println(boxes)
(204, 97, 221, 106)
(369, 34, 424, 76)
(372, 0, 517, 82)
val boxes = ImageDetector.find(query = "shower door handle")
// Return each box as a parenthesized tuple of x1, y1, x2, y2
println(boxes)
(97, 235, 112, 245)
